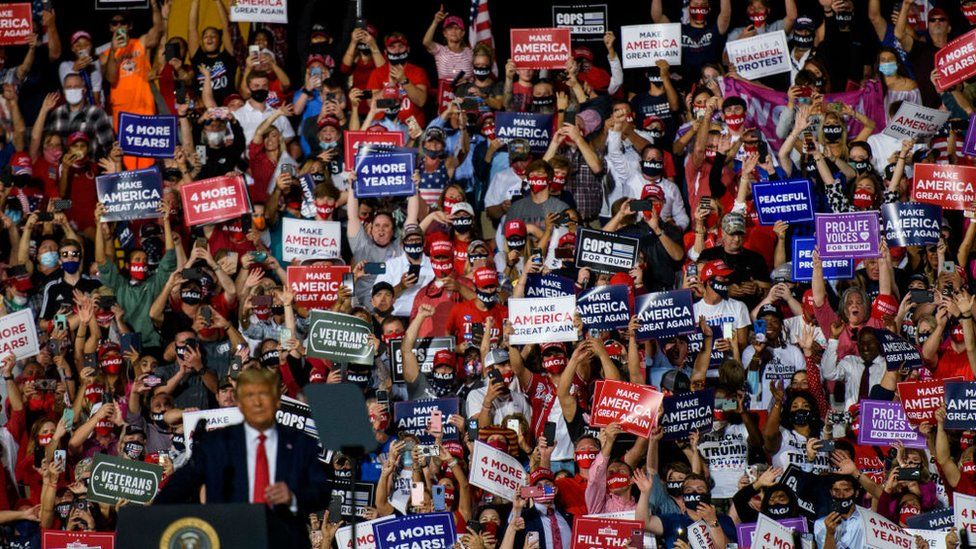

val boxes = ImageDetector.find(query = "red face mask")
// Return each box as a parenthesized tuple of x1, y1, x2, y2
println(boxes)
(528, 176, 549, 194)
(550, 174, 566, 193)
(443, 485, 457, 508)
(486, 438, 508, 452)
(690, 6, 709, 22)
(607, 472, 631, 492)
(253, 306, 272, 320)
(253, 215, 267, 231)
(953, 323, 966, 343)
(38, 433, 53, 446)
(965, 4, 976, 25)
(442, 197, 458, 213)
(962, 460, 976, 476)
(432, 259, 454, 279)
(513, 166, 526, 178)
(102, 355, 123, 375)
(543, 355, 567, 375)
(382, 331, 404, 342)
(749, 10, 767, 28)
(84, 384, 104, 404)
(94, 420, 114, 438)
(724, 113, 745, 131)
(483, 124, 496, 140)
(899, 504, 920, 525)
(852, 189, 873, 209)
(316, 201, 335, 220)
(575, 450, 598, 470)
(96, 310, 115, 326)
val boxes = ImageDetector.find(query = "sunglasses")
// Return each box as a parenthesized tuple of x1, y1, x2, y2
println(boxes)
(930, 17, 947, 22)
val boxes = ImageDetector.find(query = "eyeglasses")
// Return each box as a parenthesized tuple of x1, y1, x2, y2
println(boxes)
(60, 250, 81, 258)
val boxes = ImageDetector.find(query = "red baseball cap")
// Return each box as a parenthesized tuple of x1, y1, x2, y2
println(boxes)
(67, 131, 90, 147)
(558, 232, 577, 248)
(529, 467, 555, 485)
(802, 289, 816, 316)
(473, 267, 499, 289)
(433, 349, 455, 367)
(428, 238, 454, 258)
(573, 46, 594, 61)
(871, 294, 899, 319)
(641, 184, 664, 201)
(10, 152, 31, 176)
(443, 15, 464, 29)
(317, 115, 342, 130)
(504, 219, 526, 241)
(384, 32, 408, 50)
(700, 260, 734, 283)
(306, 54, 335, 69)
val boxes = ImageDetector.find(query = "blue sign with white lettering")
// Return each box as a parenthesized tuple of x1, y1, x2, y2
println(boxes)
(95, 167, 164, 222)
(577, 284, 631, 332)
(354, 151, 415, 198)
(752, 178, 815, 225)
(635, 289, 695, 341)
(118, 112, 177, 158)
(660, 389, 715, 441)
(373, 512, 456, 549)
(494, 112, 554, 154)
(791, 236, 854, 282)
(525, 273, 575, 298)
(393, 398, 459, 444)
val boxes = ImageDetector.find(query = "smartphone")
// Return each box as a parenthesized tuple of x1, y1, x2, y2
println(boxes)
(468, 522, 484, 535)
(471, 322, 485, 345)
(114, 27, 128, 44)
(252, 295, 273, 307)
(429, 410, 443, 435)
(487, 367, 504, 387)
(629, 199, 654, 212)
(753, 319, 767, 344)
(361, 90, 373, 100)
(543, 422, 557, 445)
(527, 532, 540, 546)
(181, 267, 203, 280)
(699, 197, 712, 209)
(506, 418, 521, 436)
(588, 328, 600, 339)
(200, 306, 212, 325)
(35, 379, 57, 391)
(52, 199, 72, 212)
(411, 481, 425, 506)
(676, 527, 688, 543)
(54, 314, 68, 332)
(279, 327, 292, 349)
(722, 322, 734, 340)
(143, 375, 162, 389)
(364, 262, 387, 275)
(910, 289, 933, 304)
(555, 247, 574, 259)
(816, 439, 836, 453)
(377, 98, 399, 110)
(62, 408, 74, 432)
(408, 264, 421, 279)
(327, 495, 343, 522)
(120, 332, 141, 355)
(164, 42, 181, 61)
(53, 449, 66, 472)
(248, 44, 260, 63)
(460, 97, 481, 111)
(376, 389, 389, 410)
(36, 212, 54, 222)
(34, 448, 43, 469)
(520, 485, 545, 499)
(467, 419, 478, 442)
(97, 295, 116, 310)
(251, 251, 268, 263)
(432, 484, 446, 511)
(943, 261, 957, 274)
(563, 111, 577, 125)
(102, 391, 115, 404)
(83, 352, 97, 371)
(897, 466, 922, 481)
(47, 339, 62, 356)
(5, 264, 26, 278)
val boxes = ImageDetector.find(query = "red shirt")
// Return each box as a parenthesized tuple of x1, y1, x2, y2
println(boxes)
(340, 57, 378, 115)
(246, 141, 276, 205)
(444, 300, 506, 346)
(410, 281, 463, 338)
(64, 162, 99, 232)
(34, 157, 59, 198)
(555, 474, 588, 517)
(366, 63, 431, 126)
(452, 239, 469, 276)
(935, 341, 975, 381)
(524, 374, 558, 439)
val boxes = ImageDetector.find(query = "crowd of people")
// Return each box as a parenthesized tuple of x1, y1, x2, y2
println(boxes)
(1, 0, 976, 547)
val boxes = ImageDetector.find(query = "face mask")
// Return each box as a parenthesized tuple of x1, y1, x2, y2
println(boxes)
(432, 259, 454, 278)
(879, 62, 898, 77)
(690, 6, 709, 22)
(404, 243, 424, 260)
(574, 450, 597, 470)
(550, 173, 566, 193)
(641, 160, 663, 178)
(40, 251, 59, 268)
(453, 216, 473, 233)
(11, 294, 27, 307)
(387, 50, 409, 64)
(123, 441, 145, 460)
(150, 412, 168, 428)
(834, 495, 855, 513)
(473, 66, 491, 78)
(38, 433, 53, 447)
(766, 503, 791, 517)
(543, 355, 567, 375)
(822, 124, 844, 143)
(181, 289, 202, 305)
(724, 113, 745, 131)
(129, 261, 146, 281)
(55, 502, 72, 520)
(528, 176, 549, 193)
(261, 350, 280, 367)
(607, 473, 631, 492)
(319, 140, 339, 151)
(533, 96, 554, 108)
(852, 189, 873, 209)
(899, 504, 920, 524)
(709, 280, 729, 299)
(64, 88, 84, 105)
(953, 323, 966, 343)
(683, 492, 710, 511)
(43, 147, 63, 164)
(61, 260, 81, 274)
(534, 485, 556, 504)
(334, 468, 354, 480)
(316, 202, 335, 219)
(430, 371, 456, 397)
(704, 148, 717, 161)
(477, 289, 497, 306)
(385, 107, 401, 119)
(965, 4, 976, 25)
(791, 409, 812, 426)
(206, 131, 223, 147)
(253, 215, 267, 230)
(311, 172, 327, 183)
(250, 89, 269, 103)
(749, 11, 767, 27)
(791, 34, 814, 50)
(851, 160, 871, 174)
(666, 480, 684, 497)
(423, 147, 447, 160)
(102, 355, 123, 375)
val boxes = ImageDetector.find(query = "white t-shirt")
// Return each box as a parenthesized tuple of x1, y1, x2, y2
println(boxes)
(772, 427, 831, 474)
(697, 422, 750, 499)
(742, 343, 806, 411)
(693, 298, 751, 332)
(484, 168, 523, 208)
(375, 255, 435, 317)
(782, 315, 827, 349)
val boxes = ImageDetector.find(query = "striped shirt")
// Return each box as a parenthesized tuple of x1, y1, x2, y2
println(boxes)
(430, 43, 473, 81)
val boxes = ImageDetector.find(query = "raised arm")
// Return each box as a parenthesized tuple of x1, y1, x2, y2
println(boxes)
(187, 0, 201, 57)
(402, 305, 434, 384)
(650, 0, 669, 23)
(423, 7, 446, 53)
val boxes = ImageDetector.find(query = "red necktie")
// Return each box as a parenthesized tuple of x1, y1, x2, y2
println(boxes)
(547, 507, 563, 549)
(253, 433, 269, 503)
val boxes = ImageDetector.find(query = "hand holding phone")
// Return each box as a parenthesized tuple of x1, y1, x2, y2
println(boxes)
(429, 410, 443, 435)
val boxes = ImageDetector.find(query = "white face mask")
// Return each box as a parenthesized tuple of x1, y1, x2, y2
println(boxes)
(64, 88, 84, 105)
(205, 131, 223, 147)
(75, 48, 91, 59)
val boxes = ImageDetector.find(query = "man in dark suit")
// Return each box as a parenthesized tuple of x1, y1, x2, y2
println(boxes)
(513, 468, 572, 549)
(155, 368, 331, 548)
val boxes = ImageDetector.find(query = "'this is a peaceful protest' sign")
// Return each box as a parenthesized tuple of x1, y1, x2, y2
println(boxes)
(725, 31, 791, 80)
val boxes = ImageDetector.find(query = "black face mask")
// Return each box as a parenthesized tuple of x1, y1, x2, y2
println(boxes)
(334, 468, 354, 480)
(822, 124, 844, 143)
(641, 160, 663, 178)
(791, 409, 812, 426)
(791, 34, 814, 50)
(271, 305, 285, 316)
(424, 147, 447, 159)
(172, 432, 185, 452)
(261, 350, 280, 367)
(163, 168, 183, 181)
(709, 280, 729, 299)
(250, 89, 269, 103)
(404, 243, 424, 260)
(851, 160, 871, 174)
(181, 288, 202, 305)
(666, 480, 684, 497)
(834, 495, 856, 513)
(765, 503, 792, 517)
(123, 441, 145, 460)
(13, 174, 30, 188)
(150, 412, 168, 429)
(356, 43, 371, 54)
(311, 172, 327, 183)
(346, 367, 371, 389)
(430, 371, 456, 397)
(533, 95, 555, 108)
(473, 66, 491, 79)
(55, 502, 72, 520)
(683, 492, 710, 511)
(453, 216, 473, 233)
(387, 50, 409, 65)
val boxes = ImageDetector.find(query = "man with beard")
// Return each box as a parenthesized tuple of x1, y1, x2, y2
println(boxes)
(813, 475, 864, 548)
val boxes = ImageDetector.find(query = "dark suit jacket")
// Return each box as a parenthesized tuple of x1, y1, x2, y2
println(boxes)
(514, 506, 573, 549)
(155, 422, 331, 548)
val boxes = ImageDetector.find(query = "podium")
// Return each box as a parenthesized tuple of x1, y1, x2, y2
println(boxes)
(117, 503, 267, 549)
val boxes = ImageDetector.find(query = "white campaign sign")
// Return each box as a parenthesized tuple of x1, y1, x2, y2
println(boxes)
(859, 506, 914, 549)
(335, 516, 394, 549)
(282, 218, 342, 261)
(753, 514, 795, 549)
(508, 296, 578, 345)
(620, 23, 681, 68)
(725, 31, 791, 80)
(687, 520, 714, 549)
(955, 492, 976, 540)
(883, 102, 950, 142)
(181, 407, 244, 458)
(230, 0, 287, 24)
(905, 528, 947, 549)
(469, 441, 526, 502)
(0, 309, 39, 360)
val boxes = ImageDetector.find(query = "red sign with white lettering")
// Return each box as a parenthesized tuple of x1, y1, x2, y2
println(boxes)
(935, 29, 976, 92)
(287, 265, 350, 310)
(897, 377, 962, 427)
(0, 4, 32, 46)
(343, 130, 405, 170)
(912, 163, 976, 211)
(571, 517, 644, 549)
(589, 380, 664, 438)
(43, 529, 116, 549)
(436, 80, 456, 114)
(510, 28, 571, 70)
(179, 175, 251, 226)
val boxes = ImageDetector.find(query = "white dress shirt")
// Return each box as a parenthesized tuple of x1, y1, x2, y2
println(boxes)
(244, 423, 278, 503)
(375, 255, 435, 316)
(233, 101, 296, 145)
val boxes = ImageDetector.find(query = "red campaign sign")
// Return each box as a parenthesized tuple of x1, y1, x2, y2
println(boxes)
(343, 130, 405, 170)
(179, 175, 251, 226)
(510, 28, 572, 70)
(897, 377, 963, 427)
(571, 517, 644, 549)
(0, 4, 32, 46)
(912, 163, 976, 211)
(43, 529, 116, 549)
(589, 379, 664, 438)
(935, 29, 976, 92)
(437, 80, 456, 114)
(287, 265, 350, 310)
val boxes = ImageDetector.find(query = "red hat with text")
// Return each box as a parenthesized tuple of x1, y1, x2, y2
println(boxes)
(700, 260, 734, 282)
(473, 267, 499, 289)
(10, 152, 31, 176)
(641, 184, 665, 201)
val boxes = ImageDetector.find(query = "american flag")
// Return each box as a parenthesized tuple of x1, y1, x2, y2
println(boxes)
(469, 0, 498, 75)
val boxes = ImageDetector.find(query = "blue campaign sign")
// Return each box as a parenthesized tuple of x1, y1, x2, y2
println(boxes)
(635, 289, 695, 341)
(944, 381, 976, 430)
(393, 398, 460, 444)
(660, 389, 715, 441)
(880, 202, 942, 247)
(905, 507, 953, 530)
(374, 512, 456, 549)
(95, 167, 164, 222)
(118, 112, 177, 158)
(354, 151, 415, 198)
(576, 284, 631, 332)
(752, 178, 815, 225)
(494, 111, 554, 154)
(525, 273, 575, 298)
(791, 236, 854, 282)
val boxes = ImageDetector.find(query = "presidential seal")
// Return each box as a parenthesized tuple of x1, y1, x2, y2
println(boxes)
(159, 517, 220, 549)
